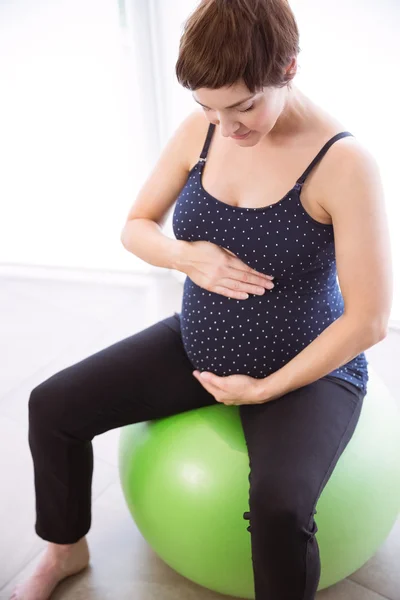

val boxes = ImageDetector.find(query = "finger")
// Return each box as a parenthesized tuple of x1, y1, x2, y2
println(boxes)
(194, 371, 226, 390)
(220, 246, 274, 279)
(192, 372, 224, 401)
(192, 370, 213, 388)
(221, 247, 274, 280)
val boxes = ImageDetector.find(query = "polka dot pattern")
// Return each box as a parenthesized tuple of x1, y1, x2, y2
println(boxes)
(172, 124, 368, 394)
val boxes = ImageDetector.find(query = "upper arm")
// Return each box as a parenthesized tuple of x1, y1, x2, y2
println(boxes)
(322, 141, 393, 335)
(121, 109, 204, 229)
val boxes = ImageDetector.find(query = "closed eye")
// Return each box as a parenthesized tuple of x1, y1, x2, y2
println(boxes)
(202, 104, 254, 113)
(239, 105, 254, 113)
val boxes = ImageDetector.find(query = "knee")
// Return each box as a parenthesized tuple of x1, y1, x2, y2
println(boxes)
(28, 373, 70, 428)
(246, 478, 318, 539)
(248, 478, 305, 523)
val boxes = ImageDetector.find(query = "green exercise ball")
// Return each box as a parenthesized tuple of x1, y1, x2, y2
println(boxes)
(118, 370, 400, 598)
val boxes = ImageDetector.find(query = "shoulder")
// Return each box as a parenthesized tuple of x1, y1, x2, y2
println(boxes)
(164, 109, 208, 171)
(324, 132, 379, 176)
(165, 109, 210, 171)
(325, 134, 382, 192)
(303, 105, 381, 204)
(304, 103, 375, 178)
(319, 133, 384, 217)
(310, 105, 381, 186)
(183, 110, 212, 170)
(300, 104, 384, 220)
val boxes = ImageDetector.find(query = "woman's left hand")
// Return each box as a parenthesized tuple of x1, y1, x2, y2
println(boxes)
(192, 370, 267, 405)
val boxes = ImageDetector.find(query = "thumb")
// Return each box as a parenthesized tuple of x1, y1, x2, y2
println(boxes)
(222, 247, 237, 257)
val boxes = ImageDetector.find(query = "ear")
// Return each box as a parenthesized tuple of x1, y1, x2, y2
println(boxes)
(285, 57, 297, 78)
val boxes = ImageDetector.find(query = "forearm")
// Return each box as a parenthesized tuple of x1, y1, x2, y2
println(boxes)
(120, 218, 189, 271)
(258, 315, 385, 402)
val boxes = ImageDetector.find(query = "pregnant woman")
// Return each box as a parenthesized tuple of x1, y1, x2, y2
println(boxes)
(11, 1, 392, 599)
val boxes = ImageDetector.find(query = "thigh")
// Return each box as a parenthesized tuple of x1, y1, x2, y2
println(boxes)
(30, 313, 218, 438)
(238, 376, 365, 517)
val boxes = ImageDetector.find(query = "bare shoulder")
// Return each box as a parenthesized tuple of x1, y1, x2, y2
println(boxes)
(166, 108, 208, 171)
(317, 129, 384, 219)
(310, 102, 380, 177)
(309, 112, 382, 215)
(186, 110, 212, 170)
(319, 131, 382, 195)
(121, 109, 208, 227)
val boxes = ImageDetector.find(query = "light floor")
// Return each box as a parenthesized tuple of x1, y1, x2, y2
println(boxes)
(0, 272, 399, 600)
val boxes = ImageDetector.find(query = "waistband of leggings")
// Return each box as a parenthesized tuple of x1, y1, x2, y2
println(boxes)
(322, 375, 366, 401)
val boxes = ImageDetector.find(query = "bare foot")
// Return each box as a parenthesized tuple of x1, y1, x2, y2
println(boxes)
(9, 537, 90, 600)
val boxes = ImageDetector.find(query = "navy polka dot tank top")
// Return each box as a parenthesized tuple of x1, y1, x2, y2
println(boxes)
(172, 123, 369, 394)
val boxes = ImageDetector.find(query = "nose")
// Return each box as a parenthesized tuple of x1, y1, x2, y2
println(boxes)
(211, 116, 241, 138)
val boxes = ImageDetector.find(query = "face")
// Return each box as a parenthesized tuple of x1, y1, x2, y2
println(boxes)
(192, 78, 291, 145)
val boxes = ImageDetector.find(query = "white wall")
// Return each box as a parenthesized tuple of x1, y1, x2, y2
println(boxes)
(0, 0, 154, 274)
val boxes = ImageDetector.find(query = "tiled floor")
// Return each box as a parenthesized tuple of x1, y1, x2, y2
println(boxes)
(0, 272, 399, 600)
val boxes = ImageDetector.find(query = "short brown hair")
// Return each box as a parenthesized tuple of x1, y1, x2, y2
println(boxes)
(175, 0, 301, 93)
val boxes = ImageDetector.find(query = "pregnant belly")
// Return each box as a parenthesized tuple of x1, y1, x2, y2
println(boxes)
(180, 278, 339, 378)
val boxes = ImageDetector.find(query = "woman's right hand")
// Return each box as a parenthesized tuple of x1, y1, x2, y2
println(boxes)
(179, 240, 275, 300)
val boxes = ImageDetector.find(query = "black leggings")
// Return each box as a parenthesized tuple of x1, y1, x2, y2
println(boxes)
(28, 312, 366, 600)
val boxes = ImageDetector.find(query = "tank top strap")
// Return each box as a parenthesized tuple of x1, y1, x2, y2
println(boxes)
(199, 123, 216, 162)
(295, 131, 354, 187)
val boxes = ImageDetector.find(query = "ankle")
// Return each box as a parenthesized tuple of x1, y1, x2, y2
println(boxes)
(48, 537, 88, 556)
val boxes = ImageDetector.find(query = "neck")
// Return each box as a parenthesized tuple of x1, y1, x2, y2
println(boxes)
(267, 85, 314, 145)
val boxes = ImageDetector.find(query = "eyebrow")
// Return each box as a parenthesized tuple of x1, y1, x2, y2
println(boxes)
(192, 93, 256, 110)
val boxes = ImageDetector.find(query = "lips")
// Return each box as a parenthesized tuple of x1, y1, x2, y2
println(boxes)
(231, 131, 251, 139)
